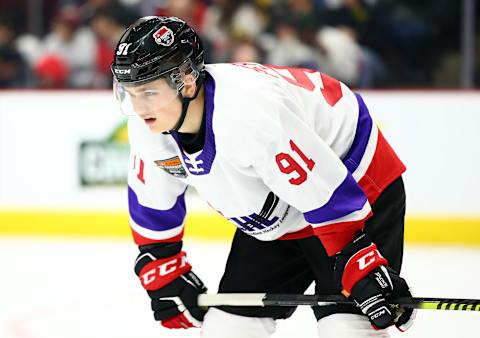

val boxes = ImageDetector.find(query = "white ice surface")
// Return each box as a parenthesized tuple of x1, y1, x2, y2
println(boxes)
(0, 238, 479, 338)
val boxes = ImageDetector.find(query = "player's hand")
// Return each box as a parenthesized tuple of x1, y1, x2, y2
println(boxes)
(334, 232, 416, 331)
(134, 244, 207, 329)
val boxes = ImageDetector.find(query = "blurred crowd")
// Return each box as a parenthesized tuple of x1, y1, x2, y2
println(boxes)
(0, 0, 478, 89)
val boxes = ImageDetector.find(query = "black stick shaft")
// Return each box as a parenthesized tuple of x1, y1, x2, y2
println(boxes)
(263, 294, 480, 311)
(198, 293, 480, 311)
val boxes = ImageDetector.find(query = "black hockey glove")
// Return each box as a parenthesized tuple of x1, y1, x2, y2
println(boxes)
(334, 232, 416, 331)
(134, 242, 207, 329)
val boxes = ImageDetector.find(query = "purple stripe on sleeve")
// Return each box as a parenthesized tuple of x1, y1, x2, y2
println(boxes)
(128, 186, 186, 231)
(303, 173, 367, 224)
(342, 93, 373, 172)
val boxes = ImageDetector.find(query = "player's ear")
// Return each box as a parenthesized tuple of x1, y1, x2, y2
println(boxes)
(181, 73, 197, 98)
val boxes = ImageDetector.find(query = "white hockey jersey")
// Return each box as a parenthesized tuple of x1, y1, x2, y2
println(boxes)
(127, 63, 405, 255)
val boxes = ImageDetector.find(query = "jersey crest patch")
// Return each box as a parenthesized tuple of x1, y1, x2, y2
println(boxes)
(154, 157, 188, 178)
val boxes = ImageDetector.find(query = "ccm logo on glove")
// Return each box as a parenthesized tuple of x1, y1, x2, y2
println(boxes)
(139, 251, 192, 290)
(342, 244, 388, 294)
(356, 246, 384, 270)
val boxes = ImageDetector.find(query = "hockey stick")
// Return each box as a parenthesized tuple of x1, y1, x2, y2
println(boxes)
(198, 293, 480, 311)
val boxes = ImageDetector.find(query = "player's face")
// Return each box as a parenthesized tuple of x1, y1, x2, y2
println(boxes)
(114, 78, 182, 132)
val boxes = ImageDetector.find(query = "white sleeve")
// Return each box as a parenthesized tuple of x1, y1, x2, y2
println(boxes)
(128, 151, 188, 246)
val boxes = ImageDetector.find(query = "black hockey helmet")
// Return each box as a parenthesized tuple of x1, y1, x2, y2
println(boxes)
(111, 16, 205, 132)
(111, 16, 204, 87)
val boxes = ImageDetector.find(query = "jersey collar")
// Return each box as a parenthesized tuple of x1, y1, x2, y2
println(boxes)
(170, 71, 216, 175)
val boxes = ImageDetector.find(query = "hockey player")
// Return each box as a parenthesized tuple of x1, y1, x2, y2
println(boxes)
(111, 16, 416, 338)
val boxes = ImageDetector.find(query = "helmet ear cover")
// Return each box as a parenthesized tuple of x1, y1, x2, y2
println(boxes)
(166, 58, 201, 92)
(167, 61, 205, 133)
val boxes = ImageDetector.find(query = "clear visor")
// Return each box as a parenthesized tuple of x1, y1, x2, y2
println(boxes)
(113, 77, 180, 117)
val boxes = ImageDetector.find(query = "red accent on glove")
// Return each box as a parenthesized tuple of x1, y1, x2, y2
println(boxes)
(138, 251, 192, 291)
(161, 313, 196, 329)
(341, 243, 388, 295)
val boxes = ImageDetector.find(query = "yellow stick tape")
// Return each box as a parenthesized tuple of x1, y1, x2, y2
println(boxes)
(0, 210, 479, 244)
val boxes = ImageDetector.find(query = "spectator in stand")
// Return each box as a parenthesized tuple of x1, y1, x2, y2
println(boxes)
(202, 0, 266, 63)
(155, 0, 215, 64)
(272, 0, 322, 45)
(229, 39, 265, 63)
(315, 25, 388, 87)
(314, 0, 452, 86)
(33, 53, 70, 88)
(0, 0, 470, 89)
(89, 9, 127, 88)
(158, 0, 207, 31)
(43, 6, 96, 88)
(0, 14, 16, 47)
(79, 0, 140, 27)
(0, 14, 31, 87)
(265, 18, 321, 70)
(0, 45, 29, 88)
(0, 11, 43, 71)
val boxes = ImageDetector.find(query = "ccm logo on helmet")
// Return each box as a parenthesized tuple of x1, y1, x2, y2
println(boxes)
(114, 68, 131, 75)
(141, 254, 188, 286)
(153, 26, 174, 46)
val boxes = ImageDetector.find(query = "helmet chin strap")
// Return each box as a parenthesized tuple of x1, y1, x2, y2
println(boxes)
(163, 76, 204, 134)
(170, 94, 193, 132)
